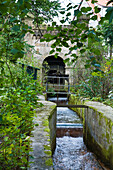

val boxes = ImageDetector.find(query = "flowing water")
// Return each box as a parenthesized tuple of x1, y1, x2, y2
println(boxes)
(48, 97, 108, 170)
(53, 137, 104, 170)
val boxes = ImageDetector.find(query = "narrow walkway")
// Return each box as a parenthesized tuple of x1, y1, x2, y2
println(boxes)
(28, 96, 56, 170)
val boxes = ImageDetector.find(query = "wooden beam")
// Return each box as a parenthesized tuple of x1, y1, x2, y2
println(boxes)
(57, 104, 88, 108)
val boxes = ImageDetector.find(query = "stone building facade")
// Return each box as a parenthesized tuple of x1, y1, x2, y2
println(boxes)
(25, 20, 77, 85)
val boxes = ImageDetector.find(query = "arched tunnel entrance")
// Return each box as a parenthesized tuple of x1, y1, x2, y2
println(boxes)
(43, 55, 65, 78)
(42, 56, 70, 99)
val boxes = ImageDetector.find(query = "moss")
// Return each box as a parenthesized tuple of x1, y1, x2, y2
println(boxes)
(44, 150, 52, 156)
(44, 145, 51, 150)
(106, 133, 110, 143)
(46, 134, 50, 137)
(42, 120, 49, 126)
(70, 94, 113, 168)
(44, 128, 50, 133)
(49, 106, 56, 119)
(85, 126, 111, 168)
(50, 105, 56, 110)
(45, 158, 53, 166)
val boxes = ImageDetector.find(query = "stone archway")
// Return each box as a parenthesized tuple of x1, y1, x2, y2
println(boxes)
(42, 55, 65, 84)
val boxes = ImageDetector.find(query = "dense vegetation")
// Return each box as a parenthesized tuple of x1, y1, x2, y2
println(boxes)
(41, 0, 113, 107)
(0, 0, 113, 169)
(0, 0, 60, 169)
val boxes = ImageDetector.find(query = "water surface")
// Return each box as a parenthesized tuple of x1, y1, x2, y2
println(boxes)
(53, 136, 104, 170)
(48, 97, 108, 170)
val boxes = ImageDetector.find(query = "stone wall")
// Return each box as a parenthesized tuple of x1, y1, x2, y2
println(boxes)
(69, 94, 113, 169)
(28, 99, 56, 170)
(24, 23, 78, 85)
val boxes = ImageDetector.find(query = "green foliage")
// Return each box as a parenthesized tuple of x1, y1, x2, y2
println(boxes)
(41, 1, 106, 68)
(0, 0, 61, 65)
(74, 60, 113, 101)
(0, 0, 113, 167)
(30, 0, 61, 25)
(0, 90, 33, 169)
(0, 62, 43, 169)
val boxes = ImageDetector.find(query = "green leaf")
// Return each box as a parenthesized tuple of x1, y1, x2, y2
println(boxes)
(47, 27, 54, 31)
(91, 15, 97, 20)
(10, 17, 17, 22)
(52, 22, 56, 26)
(60, 19, 65, 24)
(40, 38, 45, 42)
(0, 115, 2, 122)
(80, 49, 86, 53)
(35, 123, 39, 126)
(61, 41, 69, 47)
(67, 6, 73, 11)
(44, 33, 51, 38)
(51, 43, 57, 48)
(71, 54, 78, 58)
(107, 0, 113, 5)
(77, 42, 83, 48)
(12, 25, 20, 32)
(109, 11, 113, 23)
(17, 0, 23, 5)
(11, 49, 19, 54)
(67, 3, 72, 7)
(1, 1, 7, 4)
(56, 48, 61, 52)
(4, 137, 9, 141)
(74, 9, 79, 16)
(64, 58, 70, 63)
(66, 12, 71, 17)
(50, 49, 55, 54)
(59, 11, 65, 14)
(73, 5, 78, 8)
(94, 6, 101, 13)
(85, 64, 90, 68)
(81, 7, 91, 13)
(54, 53, 58, 58)
(91, 0, 98, 4)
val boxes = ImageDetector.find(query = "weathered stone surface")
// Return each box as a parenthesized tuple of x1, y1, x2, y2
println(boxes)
(69, 94, 113, 169)
(28, 99, 56, 170)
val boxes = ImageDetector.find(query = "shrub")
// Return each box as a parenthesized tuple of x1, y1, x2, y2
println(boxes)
(0, 63, 43, 169)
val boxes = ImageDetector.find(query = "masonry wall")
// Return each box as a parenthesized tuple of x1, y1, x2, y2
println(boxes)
(69, 94, 113, 169)
(28, 100, 56, 170)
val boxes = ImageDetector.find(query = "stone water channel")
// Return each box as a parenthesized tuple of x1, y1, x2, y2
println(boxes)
(48, 97, 109, 170)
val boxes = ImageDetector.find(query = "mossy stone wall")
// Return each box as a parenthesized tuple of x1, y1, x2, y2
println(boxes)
(69, 94, 113, 169)
(28, 100, 56, 170)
